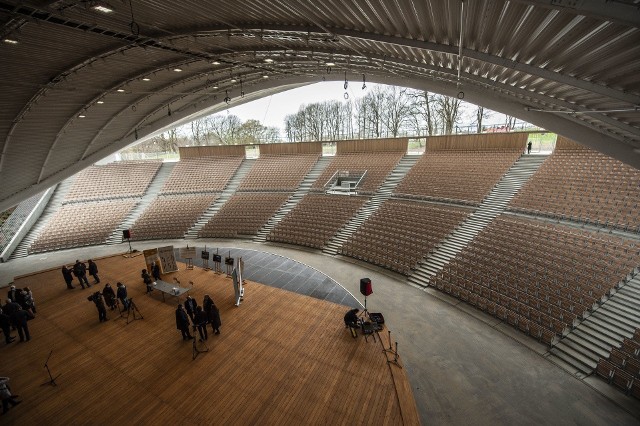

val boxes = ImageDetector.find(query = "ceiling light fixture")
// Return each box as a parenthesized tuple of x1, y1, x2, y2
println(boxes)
(326, 62, 335, 67)
(78, 114, 86, 118)
(173, 68, 183, 72)
(211, 61, 220, 65)
(91, 2, 114, 13)
(264, 58, 274, 63)
(97, 100, 104, 104)
(116, 89, 125, 92)
(230, 78, 237, 83)
(3, 38, 18, 44)
(263, 75, 269, 79)
(142, 77, 151, 81)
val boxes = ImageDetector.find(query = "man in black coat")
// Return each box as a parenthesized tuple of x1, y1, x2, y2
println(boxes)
(203, 295, 221, 335)
(7, 285, 19, 303)
(194, 306, 208, 341)
(89, 292, 108, 322)
(61, 266, 75, 289)
(102, 283, 117, 310)
(175, 304, 193, 340)
(116, 282, 129, 310)
(88, 259, 100, 284)
(2, 300, 21, 317)
(73, 260, 90, 289)
(184, 296, 197, 322)
(0, 311, 15, 344)
(152, 261, 161, 281)
(9, 308, 30, 342)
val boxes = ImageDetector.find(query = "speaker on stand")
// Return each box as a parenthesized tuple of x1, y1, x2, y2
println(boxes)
(123, 229, 133, 254)
(359, 278, 372, 318)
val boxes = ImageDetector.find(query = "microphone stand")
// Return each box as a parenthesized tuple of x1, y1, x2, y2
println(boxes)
(40, 349, 61, 386)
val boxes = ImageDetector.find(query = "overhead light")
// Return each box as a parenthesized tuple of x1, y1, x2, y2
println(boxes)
(212, 85, 219, 89)
(96, 100, 104, 104)
(211, 61, 220, 65)
(116, 89, 125, 92)
(91, 2, 114, 13)
(263, 75, 269, 79)
(264, 58, 274, 63)
(173, 68, 183, 72)
(3, 38, 18, 44)
(230, 78, 237, 83)
(142, 77, 151, 81)
(78, 114, 86, 118)
(326, 62, 335, 66)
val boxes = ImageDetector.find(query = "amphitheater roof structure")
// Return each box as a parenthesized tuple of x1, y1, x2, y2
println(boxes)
(1, 0, 639, 211)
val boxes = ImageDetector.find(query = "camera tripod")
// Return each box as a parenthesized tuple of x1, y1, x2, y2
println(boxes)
(192, 324, 209, 360)
(125, 298, 143, 324)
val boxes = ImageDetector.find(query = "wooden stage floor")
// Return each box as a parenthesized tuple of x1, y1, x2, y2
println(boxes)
(2, 253, 419, 425)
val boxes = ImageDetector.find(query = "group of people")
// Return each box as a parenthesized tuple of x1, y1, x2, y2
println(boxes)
(88, 282, 130, 322)
(175, 295, 221, 341)
(1, 285, 36, 344)
(141, 262, 160, 293)
(61, 259, 100, 290)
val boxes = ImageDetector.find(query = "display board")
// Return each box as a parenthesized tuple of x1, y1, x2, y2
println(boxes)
(180, 246, 197, 259)
(143, 248, 159, 274)
(158, 245, 178, 273)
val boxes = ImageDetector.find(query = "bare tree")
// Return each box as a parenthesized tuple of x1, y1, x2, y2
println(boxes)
(435, 95, 462, 134)
(382, 87, 413, 137)
(207, 114, 243, 145)
(190, 118, 208, 145)
(475, 106, 492, 133)
(505, 114, 517, 131)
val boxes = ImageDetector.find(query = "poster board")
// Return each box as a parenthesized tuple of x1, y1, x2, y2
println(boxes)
(143, 248, 159, 274)
(180, 246, 197, 259)
(158, 245, 178, 273)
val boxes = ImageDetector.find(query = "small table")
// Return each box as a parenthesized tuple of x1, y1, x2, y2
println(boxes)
(152, 280, 190, 302)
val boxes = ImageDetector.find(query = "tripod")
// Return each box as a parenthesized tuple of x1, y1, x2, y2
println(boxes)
(358, 295, 370, 319)
(383, 331, 402, 368)
(40, 350, 60, 386)
(192, 324, 209, 360)
(126, 299, 144, 324)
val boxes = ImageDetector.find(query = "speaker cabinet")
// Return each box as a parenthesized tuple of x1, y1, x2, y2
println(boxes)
(360, 278, 372, 296)
(122, 229, 131, 239)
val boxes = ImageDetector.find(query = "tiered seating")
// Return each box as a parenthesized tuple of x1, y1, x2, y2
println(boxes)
(311, 152, 403, 194)
(199, 193, 290, 238)
(339, 200, 471, 275)
(161, 156, 244, 194)
(237, 154, 319, 191)
(430, 216, 640, 346)
(65, 161, 161, 201)
(597, 329, 640, 398)
(510, 149, 640, 231)
(267, 194, 368, 248)
(394, 150, 521, 204)
(130, 194, 216, 240)
(30, 199, 137, 253)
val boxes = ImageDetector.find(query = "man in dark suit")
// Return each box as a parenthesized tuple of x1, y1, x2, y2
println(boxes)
(9, 308, 30, 342)
(116, 282, 129, 311)
(175, 304, 193, 340)
(88, 259, 100, 284)
(184, 296, 197, 322)
(0, 311, 15, 344)
(7, 285, 19, 303)
(2, 300, 21, 317)
(73, 260, 90, 289)
(89, 292, 108, 323)
(61, 265, 75, 289)
(152, 261, 161, 281)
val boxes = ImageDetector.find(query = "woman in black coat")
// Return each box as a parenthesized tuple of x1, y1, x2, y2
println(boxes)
(203, 295, 221, 335)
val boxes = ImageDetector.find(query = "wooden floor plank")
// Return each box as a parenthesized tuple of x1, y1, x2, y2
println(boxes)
(2, 253, 418, 425)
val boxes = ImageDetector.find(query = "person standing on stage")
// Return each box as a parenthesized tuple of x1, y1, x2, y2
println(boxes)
(0, 377, 22, 414)
(90, 292, 108, 323)
(0, 310, 15, 344)
(175, 304, 193, 340)
(151, 261, 161, 282)
(116, 282, 129, 310)
(73, 260, 90, 289)
(21, 287, 35, 314)
(141, 269, 153, 293)
(203, 295, 221, 335)
(9, 308, 30, 342)
(6, 285, 19, 305)
(88, 259, 100, 284)
(184, 296, 197, 322)
(62, 265, 75, 289)
(194, 306, 208, 341)
(102, 283, 117, 310)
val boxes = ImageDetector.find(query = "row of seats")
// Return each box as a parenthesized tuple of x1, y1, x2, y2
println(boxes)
(129, 194, 217, 240)
(311, 152, 404, 194)
(199, 193, 291, 238)
(65, 161, 161, 202)
(161, 156, 243, 194)
(430, 216, 640, 344)
(510, 149, 640, 231)
(238, 154, 319, 191)
(394, 150, 521, 204)
(597, 330, 640, 399)
(30, 199, 137, 253)
(267, 194, 368, 248)
(339, 199, 471, 275)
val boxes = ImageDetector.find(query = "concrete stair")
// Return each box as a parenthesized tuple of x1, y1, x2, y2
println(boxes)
(408, 154, 547, 289)
(185, 159, 256, 239)
(548, 274, 640, 375)
(105, 161, 177, 245)
(254, 156, 332, 242)
(323, 155, 420, 255)
(10, 176, 77, 259)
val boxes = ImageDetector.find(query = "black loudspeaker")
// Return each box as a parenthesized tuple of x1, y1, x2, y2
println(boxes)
(123, 229, 131, 239)
(360, 278, 373, 296)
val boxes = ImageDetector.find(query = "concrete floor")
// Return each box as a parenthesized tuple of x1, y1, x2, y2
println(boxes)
(1, 238, 639, 425)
